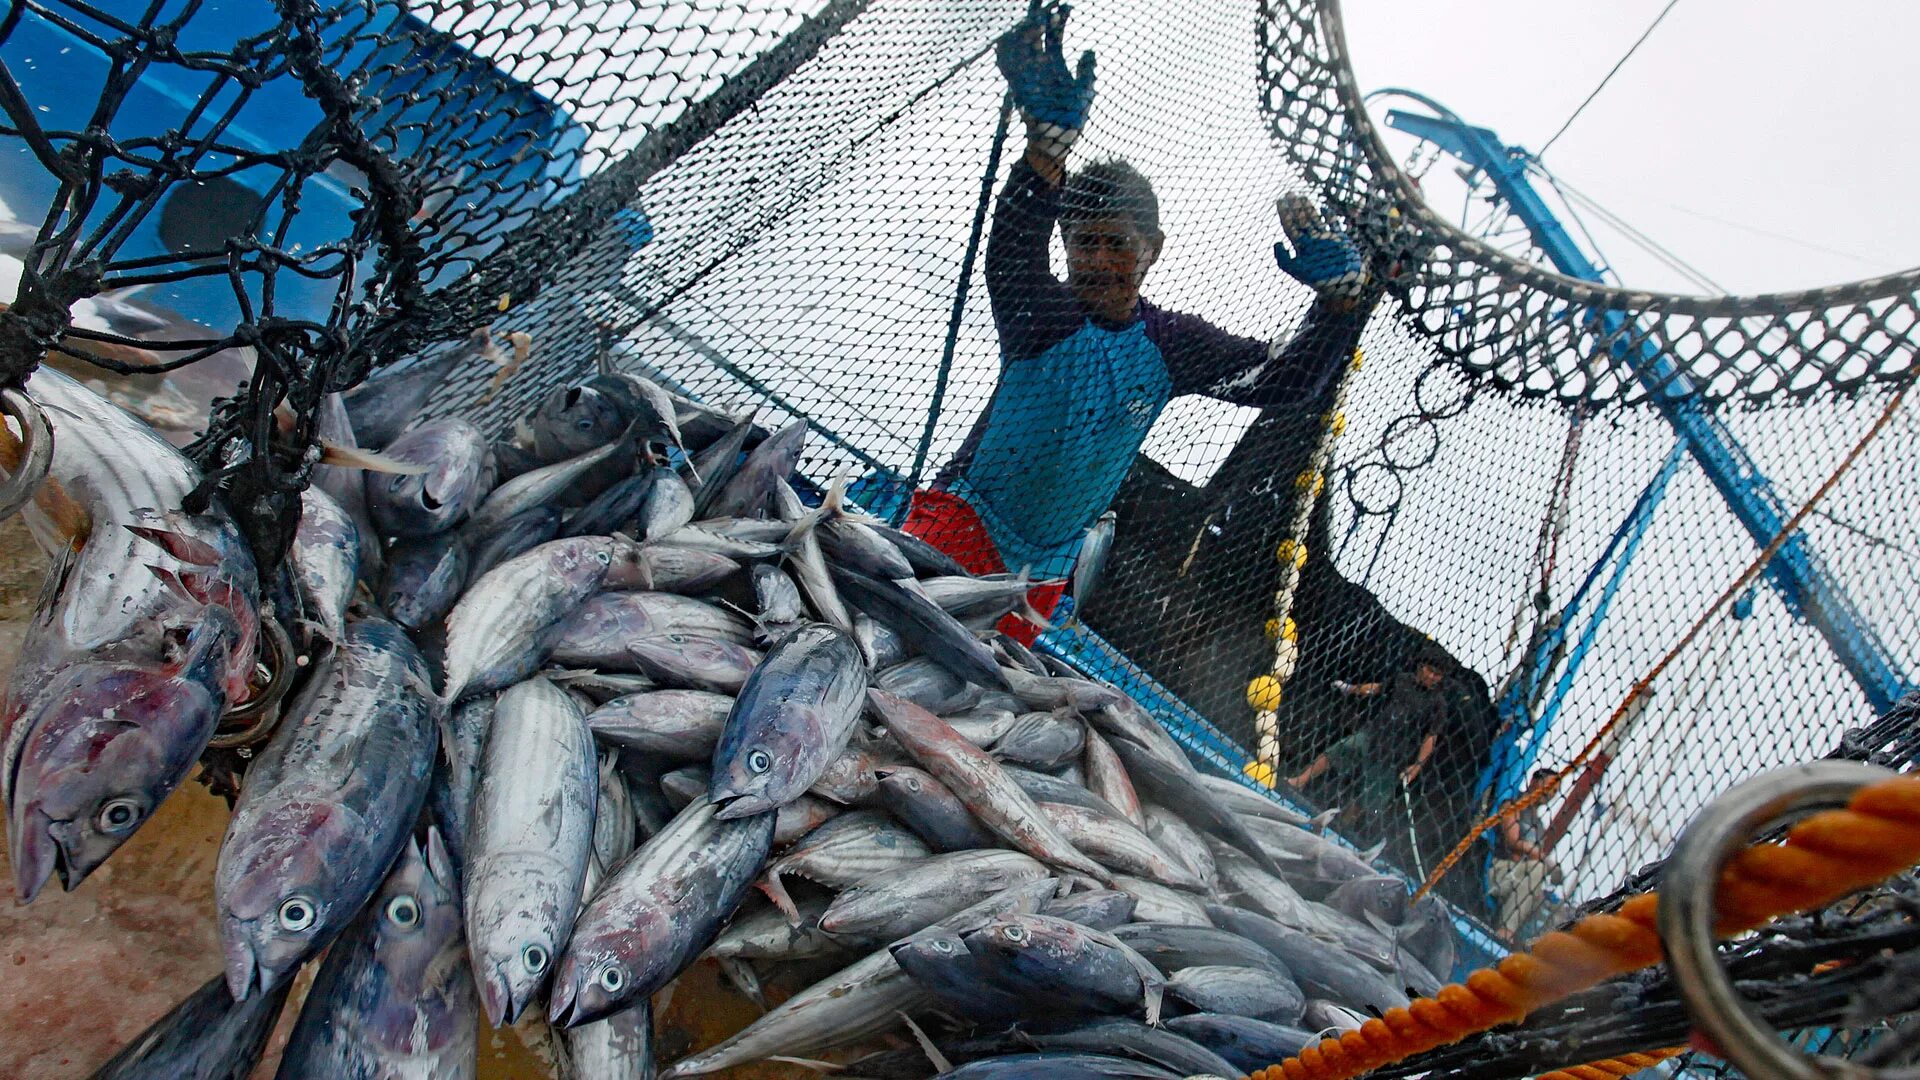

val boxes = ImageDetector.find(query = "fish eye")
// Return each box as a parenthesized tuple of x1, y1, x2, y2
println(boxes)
(278, 896, 318, 933)
(575, 418, 594, 431)
(1002, 924, 1028, 943)
(385, 895, 421, 928)
(931, 938, 955, 954)
(595, 551, 612, 566)
(522, 943, 549, 974)
(746, 749, 772, 774)
(95, 798, 143, 834)
(600, 965, 627, 993)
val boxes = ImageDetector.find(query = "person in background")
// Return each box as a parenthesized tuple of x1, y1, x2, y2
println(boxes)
(1489, 767, 1564, 944)
(1287, 653, 1450, 832)
(901, 3, 1378, 643)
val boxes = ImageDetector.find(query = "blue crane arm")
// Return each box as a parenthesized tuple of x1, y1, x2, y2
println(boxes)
(1385, 108, 1909, 716)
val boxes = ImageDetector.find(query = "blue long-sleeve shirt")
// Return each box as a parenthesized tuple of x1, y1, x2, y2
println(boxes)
(935, 158, 1366, 574)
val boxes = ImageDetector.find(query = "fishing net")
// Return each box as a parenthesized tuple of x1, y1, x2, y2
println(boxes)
(3, 0, 1918, 1068)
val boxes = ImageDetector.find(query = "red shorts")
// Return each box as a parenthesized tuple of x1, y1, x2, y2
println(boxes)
(899, 488, 1064, 647)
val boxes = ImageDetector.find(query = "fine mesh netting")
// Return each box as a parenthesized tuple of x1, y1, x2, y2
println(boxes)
(3, 0, 1918, 1070)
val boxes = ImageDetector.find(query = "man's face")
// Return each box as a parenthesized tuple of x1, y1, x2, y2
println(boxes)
(1415, 663, 1443, 689)
(1063, 215, 1161, 324)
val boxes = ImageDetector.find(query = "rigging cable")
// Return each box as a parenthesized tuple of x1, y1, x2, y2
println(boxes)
(1537, 0, 1686, 157)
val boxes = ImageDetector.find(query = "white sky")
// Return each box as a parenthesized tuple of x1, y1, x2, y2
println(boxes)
(1341, 0, 1920, 294)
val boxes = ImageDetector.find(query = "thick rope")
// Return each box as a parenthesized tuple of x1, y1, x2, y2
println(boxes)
(1533, 1047, 1683, 1080)
(1247, 773, 1920, 1080)
(1414, 383, 1912, 901)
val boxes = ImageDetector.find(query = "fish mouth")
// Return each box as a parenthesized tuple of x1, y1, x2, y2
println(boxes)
(9, 807, 60, 903)
(223, 933, 259, 1001)
(708, 792, 775, 821)
(547, 976, 580, 1028)
(478, 967, 520, 1028)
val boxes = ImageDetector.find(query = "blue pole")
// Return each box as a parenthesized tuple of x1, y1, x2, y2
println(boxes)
(1386, 108, 1909, 715)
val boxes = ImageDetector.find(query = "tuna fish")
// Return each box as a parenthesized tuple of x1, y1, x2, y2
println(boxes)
(215, 619, 437, 999)
(276, 830, 477, 1079)
(464, 676, 598, 1026)
(550, 796, 776, 1027)
(365, 418, 495, 538)
(710, 623, 867, 819)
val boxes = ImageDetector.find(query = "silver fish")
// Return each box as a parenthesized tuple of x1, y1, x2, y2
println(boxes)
(557, 765, 653, 1080)
(866, 690, 1110, 884)
(465, 676, 598, 1027)
(1084, 730, 1146, 830)
(659, 879, 1057, 1077)
(216, 619, 437, 999)
(550, 592, 755, 664)
(290, 486, 359, 643)
(706, 419, 806, 519)
(1144, 804, 1221, 895)
(365, 418, 495, 538)
(8, 611, 236, 901)
(874, 656, 984, 715)
(585, 689, 734, 759)
(465, 504, 564, 583)
(382, 530, 469, 633)
(710, 894, 842, 963)
(749, 563, 807, 644)
(1037, 802, 1203, 891)
(638, 465, 695, 541)
(549, 796, 776, 1027)
(761, 810, 931, 922)
(775, 483, 856, 638)
(1068, 510, 1116, 617)
(622, 634, 762, 694)
(464, 435, 632, 536)
(276, 829, 477, 1079)
(431, 693, 495, 870)
(817, 849, 1050, 942)
(1112, 875, 1214, 927)
(637, 544, 739, 594)
(440, 536, 649, 703)
(710, 623, 867, 819)
(313, 390, 385, 578)
(1164, 965, 1305, 1025)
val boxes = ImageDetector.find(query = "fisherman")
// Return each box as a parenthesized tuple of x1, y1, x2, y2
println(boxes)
(1287, 652, 1449, 833)
(900, 3, 1377, 641)
(1489, 768, 1565, 943)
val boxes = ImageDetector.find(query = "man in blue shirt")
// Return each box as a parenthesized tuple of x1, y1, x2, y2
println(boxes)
(903, 5, 1378, 638)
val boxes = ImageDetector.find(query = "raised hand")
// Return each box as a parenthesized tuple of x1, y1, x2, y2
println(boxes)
(996, 4, 1097, 159)
(1274, 194, 1370, 301)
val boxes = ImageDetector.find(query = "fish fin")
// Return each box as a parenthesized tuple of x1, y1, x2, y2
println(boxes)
(319, 440, 431, 475)
(1360, 839, 1387, 862)
(34, 473, 92, 549)
(423, 826, 457, 890)
(1311, 808, 1341, 832)
(716, 957, 767, 1011)
(144, 564, 202, 605)
(897, 1012, 952, 1074)
(1364, 910, 1399, 938)
(758, 868, 803, 925)
(124, 523, 223, 566)
(595, 324, 616, 377)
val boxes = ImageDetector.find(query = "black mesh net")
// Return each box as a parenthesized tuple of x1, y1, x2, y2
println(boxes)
(3, 0, 1917, 1071)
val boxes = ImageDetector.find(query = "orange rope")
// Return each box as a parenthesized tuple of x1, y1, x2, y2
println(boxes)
(1248, 773, 1920, 1080)
(1414, 383, 1912, 901)
(1533, 1047, 1683, 1080)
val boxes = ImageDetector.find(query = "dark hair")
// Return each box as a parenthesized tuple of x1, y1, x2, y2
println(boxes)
(1061, 158, 1161, 239)
(1530, 768, 1556, 786)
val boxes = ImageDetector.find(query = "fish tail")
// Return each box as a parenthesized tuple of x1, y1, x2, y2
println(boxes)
(758, 868, 803, 925)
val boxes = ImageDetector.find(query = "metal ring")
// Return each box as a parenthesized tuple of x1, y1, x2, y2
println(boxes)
(0, 387, 54, 521)
(210, 613, 296, 749)
(1658, 760, 1915, 1080)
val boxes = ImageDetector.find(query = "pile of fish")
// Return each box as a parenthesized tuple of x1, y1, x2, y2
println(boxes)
(0, 341, 1456, 1079)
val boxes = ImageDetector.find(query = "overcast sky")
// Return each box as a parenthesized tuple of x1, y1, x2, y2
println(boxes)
(1342, 0, 1920, 295)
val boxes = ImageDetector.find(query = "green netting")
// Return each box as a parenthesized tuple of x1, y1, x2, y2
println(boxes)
(3, 0, 1917, 1070)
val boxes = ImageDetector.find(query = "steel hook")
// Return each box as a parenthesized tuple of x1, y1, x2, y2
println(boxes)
(1658, 760, 1920, 1080)
(210, 613, 297, 749)
(0, 387, 53, 521)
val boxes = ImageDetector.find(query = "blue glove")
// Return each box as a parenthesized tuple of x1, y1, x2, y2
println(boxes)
(996, 5, 1096, 155)
(1273, 195, 1369, 300)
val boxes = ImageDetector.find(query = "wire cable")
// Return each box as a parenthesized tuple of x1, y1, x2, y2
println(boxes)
(1538, 0, 1685, 157)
